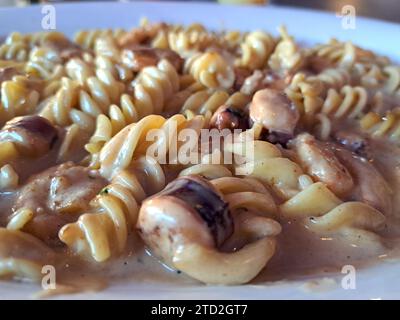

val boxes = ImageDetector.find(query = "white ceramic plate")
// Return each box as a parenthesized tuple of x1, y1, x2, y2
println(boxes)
(0, 1, 399, 300)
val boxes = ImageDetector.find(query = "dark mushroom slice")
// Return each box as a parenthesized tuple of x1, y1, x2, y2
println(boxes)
(334, 146, 392, 215)
(137, 175, 234, 266)
(121, 46, 184, 72)
(334, 130, 371, 159)
(249, 88, 300, 145)
(12, 162, 107, 246)
(233, 67, 252, 91)
(0, 115, 58, 156)
(209, 105, 249, 131)
(43, 34, 85, 61)
(291, 133, 354, 198)
(0, 67, 20, 85)
(240, 70, 290, 95)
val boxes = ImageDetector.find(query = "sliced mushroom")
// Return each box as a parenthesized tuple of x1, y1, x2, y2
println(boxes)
(334, 147, 392, 215)
(291, 133, 354, 197)
(0, 115, 58, 156)
(12, 162, 107, 245)
(138, 175, 277, 284)
(138, 175, 232, 263)
(334, 130, 371, 159)
(209, 105, 249, 131)
(240, 70, 290, 95)
(119, 22, 169, 48)
(261, 131, 294, 146)
(121, 46, 183, 72)
(0, 67, 20, 85)
(249, 88, 299, 137)
(233, 67, 252, 91)
(44, 36, 84, 61)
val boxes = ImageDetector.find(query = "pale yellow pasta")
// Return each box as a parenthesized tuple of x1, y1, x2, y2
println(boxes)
(236, 31, 276, 70)
(59, 157, 165, 262)
(0, 141, 19, 167)
(0, 75, 40, 124)
(168, 27, 221, 57)
(360, 110, 400, 142)
(287, 74, 369, 121)
(319, 85, 369, 119)
(285, 72, 324, 116)
(184, 52, 235, 89)
(74, 29, 127, 50)
(99, 114, 205, 179)
(310, 68, 352, 91)
(0, 228, 55, 281)
(0, 31, 67, 62)
(268, 26, 304, 74)
(0, 41, 29, 61)
(280, 180, 386, 247)
(7, 208, 33, 231)
(205, 138, 303, 199)
(353, 62, 386, 89)
(25, 46, 65, 81)
(58, 123, 81, 162)
(383, 65, 400, 95)
(85, 59, 180, 165)
(0, 164, 19, 190)
(180, 89, 250, 119)
(41, 64, 125, 131)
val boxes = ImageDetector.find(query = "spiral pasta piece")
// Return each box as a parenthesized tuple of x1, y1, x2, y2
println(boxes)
(183, 176, 280, 285)
(310, 39, 388, 70)
(309, 39, 353, 68)
(95, 54, 134, 84)
(310, 68, 352, 91)
(41, 61, 125, 131)
(224, 138, 303, 199)
(59, 157, 165, 262)
(0, 164, 19, 190)
(0, 75, 40, 124)
(180, 89, 250, 120)
(93, 37, 134, 83)
(168, 27, 221, 57)
(352, 63, 386, 89)
(74, 29, 127, 50)
(285, 72, 324, 116)
(319, 85, 369, 119)
(286, 74, 369, 121)
(0, 31, 68, 62)
(383, 65, 400, 95)
(280, 182, 386, 248)
(25, 46, 65, 81)
(184, 52, 235, 89)
(0, 42, 29, 61)
(98, 114, 205, 179)
(236, 31, 276, 70)
(85, 59, 180, 163)
(268, 26, 304, 74)
(360, 109, 400, 143)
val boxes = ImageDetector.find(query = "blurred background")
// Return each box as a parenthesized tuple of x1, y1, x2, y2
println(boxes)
(0, 0, 399, 23)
